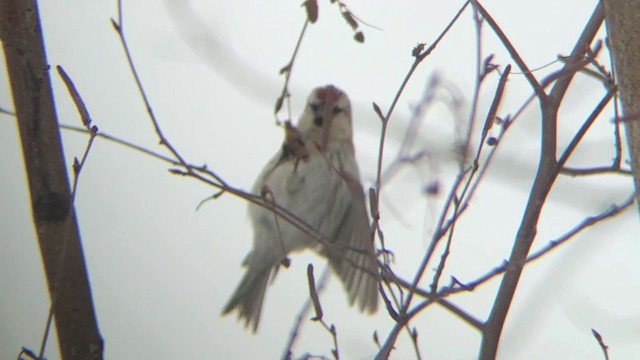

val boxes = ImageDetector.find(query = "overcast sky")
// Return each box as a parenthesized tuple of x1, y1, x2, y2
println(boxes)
(1, 0, 639, 359)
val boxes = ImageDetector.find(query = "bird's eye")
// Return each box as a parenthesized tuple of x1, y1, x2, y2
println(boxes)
(332, 106, 343, 115)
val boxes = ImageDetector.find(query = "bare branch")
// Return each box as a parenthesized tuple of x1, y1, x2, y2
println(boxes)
(440, 194, 635, 297)
(479, 4, 605, 358)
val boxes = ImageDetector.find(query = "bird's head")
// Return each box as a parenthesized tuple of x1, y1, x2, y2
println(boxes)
(298, 85, 353, 149)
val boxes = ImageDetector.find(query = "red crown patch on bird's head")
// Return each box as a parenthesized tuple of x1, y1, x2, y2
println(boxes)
(315, 85, 342, 103)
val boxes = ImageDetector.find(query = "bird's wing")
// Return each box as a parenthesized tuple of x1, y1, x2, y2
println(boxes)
(326, 169, 379, 313)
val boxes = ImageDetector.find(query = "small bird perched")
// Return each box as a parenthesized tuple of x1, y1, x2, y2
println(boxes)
(223, 85, 379, 332)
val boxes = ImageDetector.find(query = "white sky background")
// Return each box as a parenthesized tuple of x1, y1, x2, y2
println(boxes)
(1, 0, 639, 359)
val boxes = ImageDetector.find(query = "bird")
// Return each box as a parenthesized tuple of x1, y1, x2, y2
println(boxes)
(222, 85, 379, 332)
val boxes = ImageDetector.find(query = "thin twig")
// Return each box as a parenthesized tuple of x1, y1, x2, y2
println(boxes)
(0, 106, 15, 115)
(407, 326, 422, 360)
(61, 124, 179, 164)
(459, 5, 485, 168)
(372, 0, 470, 214)
(439, 193, 635, 297)
(406, 66, 514, 304)
(560, 165, 632, 176)
(429, 197, 460, 293)
(557, 87, 617, 168)
(380, 267, 484, 329)
(374, 300, 433, 360)
(305, 265, 340, 360)
(591, 328, 610, 360)
(371, 0, 471, 317)
(430, 64, 511, 293)
(470, 0, 544, 98)
(282, 266, 331, 360)
(403, 167, 470, 310)
(111, 0, 192, 171)
(605, 37, 624, 168)
(275, 19, 310, 121)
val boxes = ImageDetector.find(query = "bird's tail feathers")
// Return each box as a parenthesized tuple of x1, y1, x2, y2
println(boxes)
(222, 259, 276, 332)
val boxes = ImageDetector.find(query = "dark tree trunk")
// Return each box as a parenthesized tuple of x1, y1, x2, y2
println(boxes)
(602, 0, 640, 215)
(0, 0, 103, 359)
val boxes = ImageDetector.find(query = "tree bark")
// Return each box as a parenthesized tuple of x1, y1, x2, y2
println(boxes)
(0, 0, 103, 359)
(602, 0, 640, 215)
